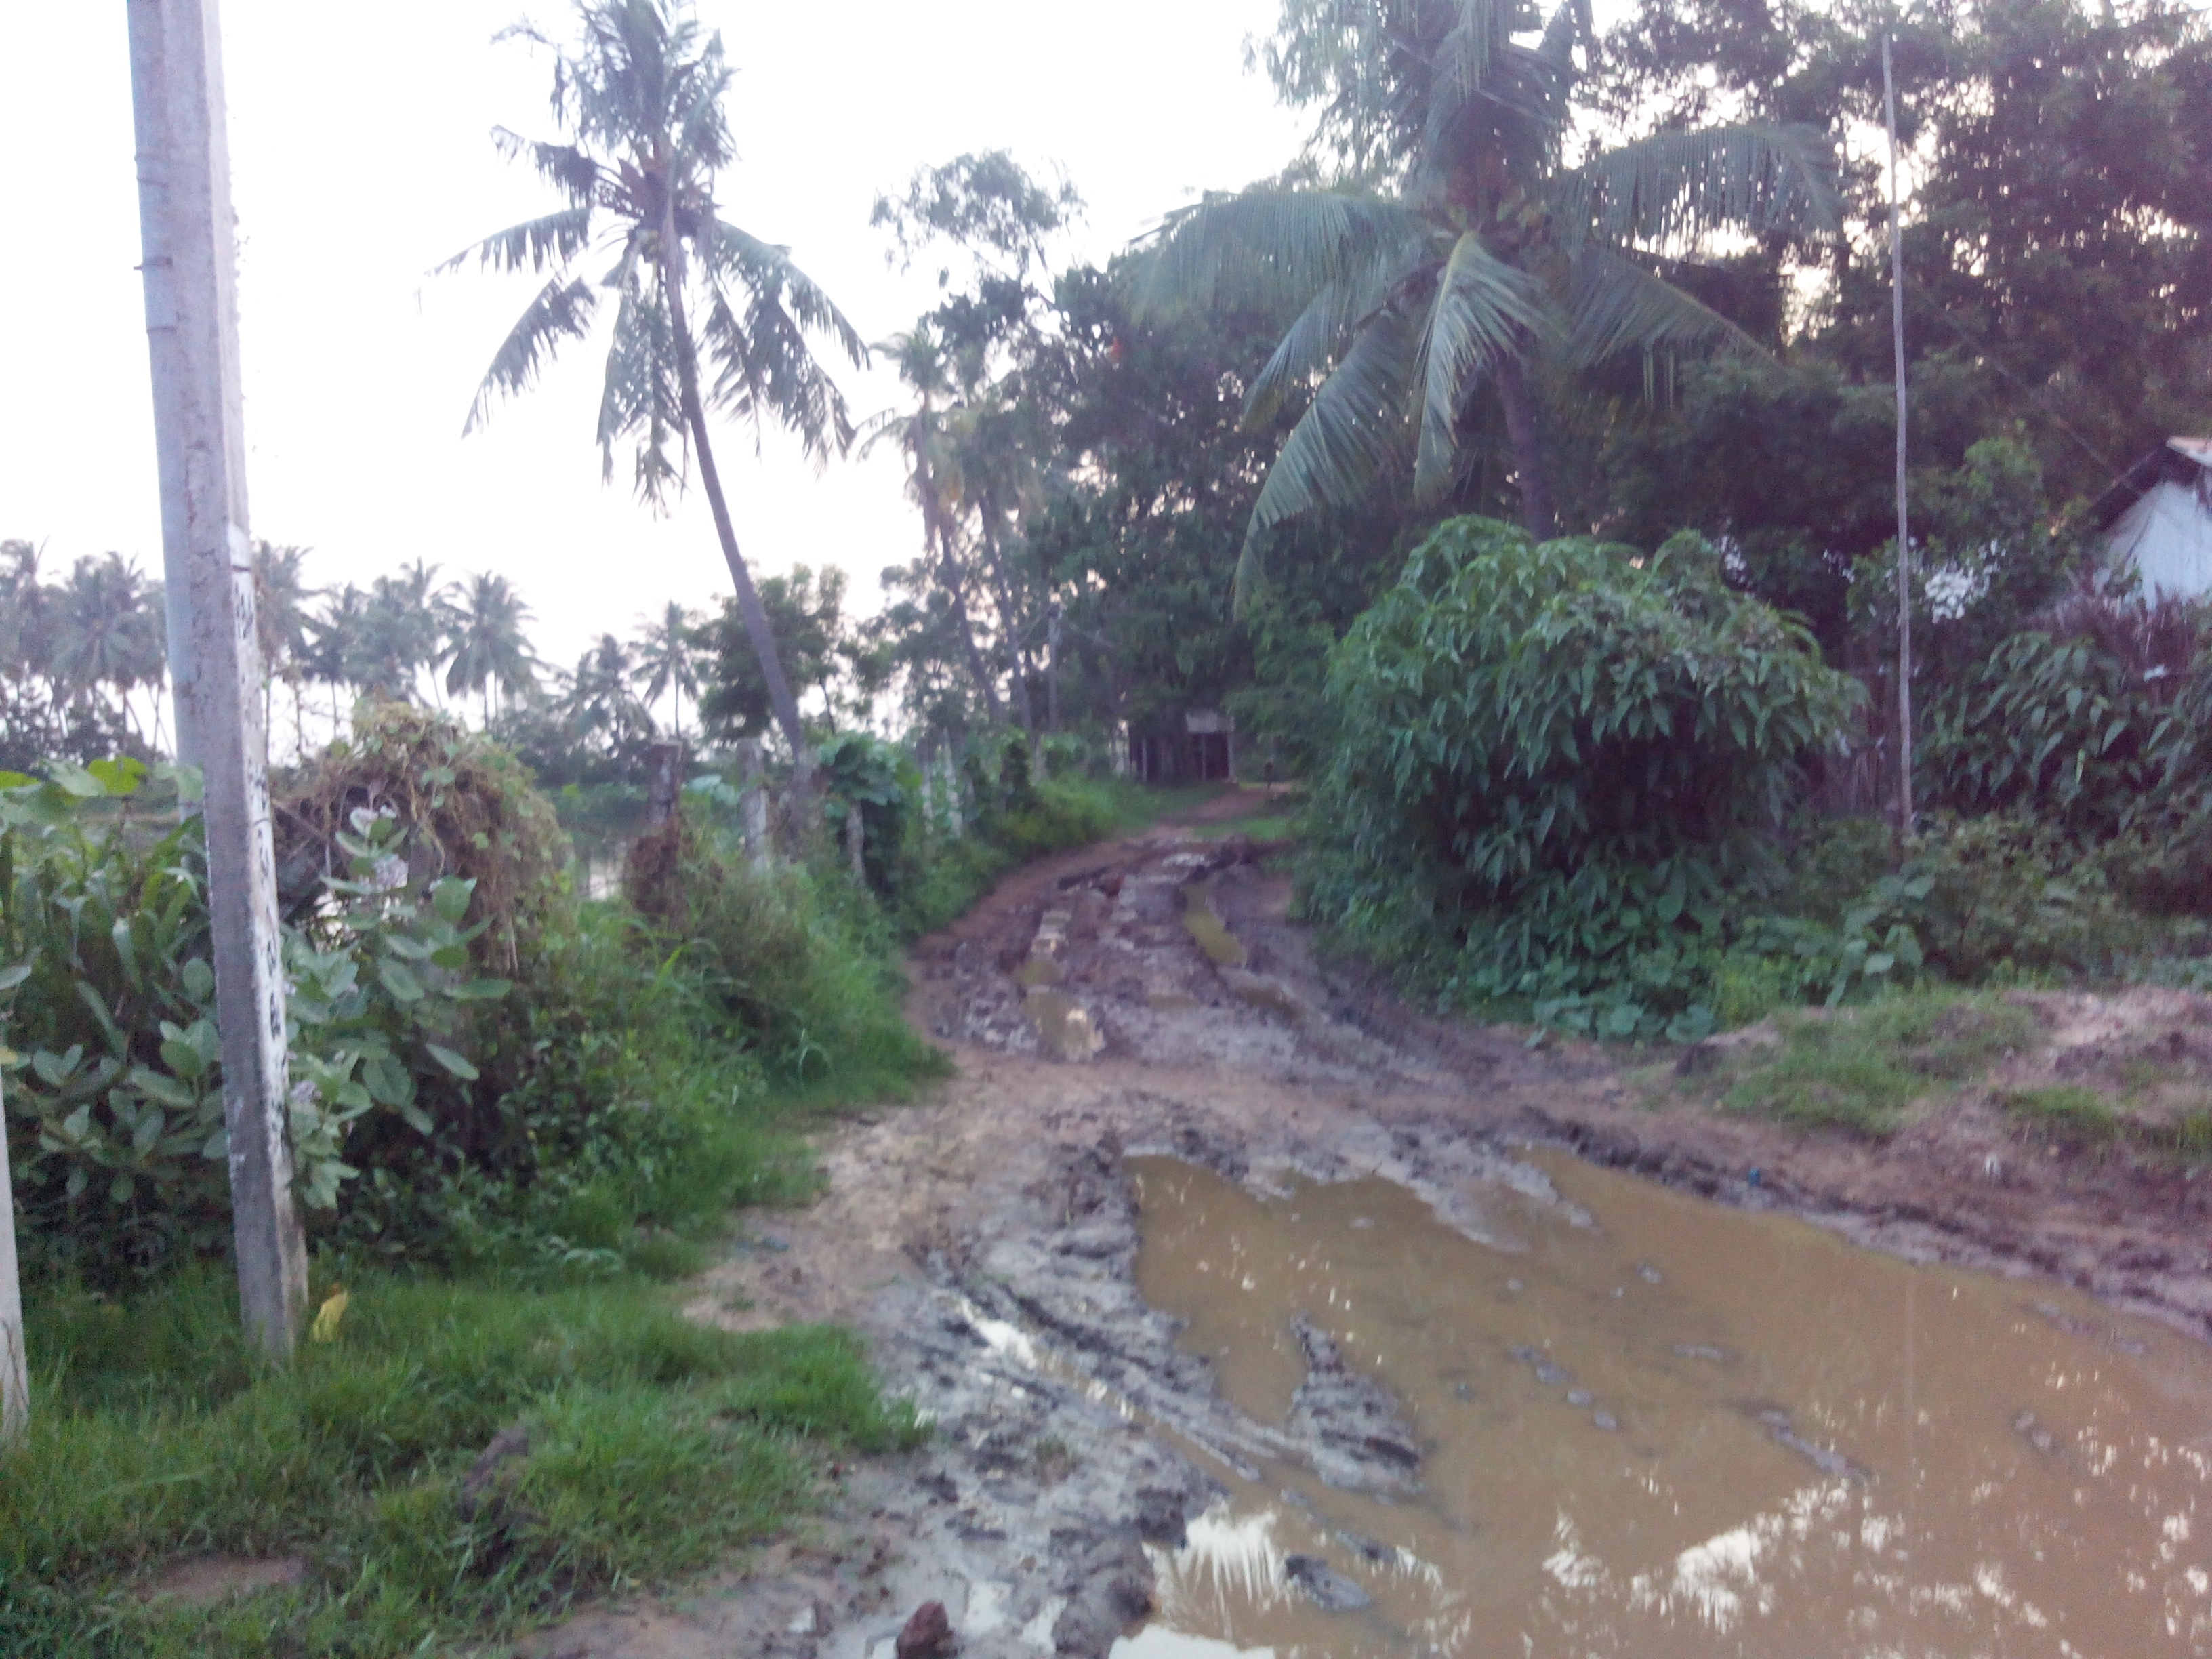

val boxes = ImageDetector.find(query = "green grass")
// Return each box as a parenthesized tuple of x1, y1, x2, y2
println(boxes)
(1998, 1083, 2121, 1143)
(1723, 991, 2038, 1136)
(0, 1269, 920, 1657)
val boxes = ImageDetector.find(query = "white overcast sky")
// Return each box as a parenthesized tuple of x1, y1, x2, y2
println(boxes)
(1, 1, 1311, 672)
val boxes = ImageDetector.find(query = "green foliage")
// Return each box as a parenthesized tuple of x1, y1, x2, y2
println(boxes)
(0, 761, 524, 1283)
(1922, 632, 2166, 839)
(0, 1271, 918, 1656)
(1721, 994, 2037, 1136)
(1304, 516, 1858, 1038)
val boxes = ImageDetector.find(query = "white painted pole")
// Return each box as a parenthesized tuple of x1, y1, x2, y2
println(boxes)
(1885, 30, 1914, 835)
(0, 1068, 26, 1440)
(128, 0, 308, 1359)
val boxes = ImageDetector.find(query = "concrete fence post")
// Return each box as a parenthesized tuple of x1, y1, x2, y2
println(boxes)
(0, 1068, 26, 1440)
(128, 0, 306, 1359)
(737, 739, 770, 871)
(845, 801, 867, 884)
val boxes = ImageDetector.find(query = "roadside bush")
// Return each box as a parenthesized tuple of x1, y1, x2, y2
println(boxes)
(1921, 629, 2169, 840)
(4, 708, 953, 1286)
(1303, 517, 1858, 1040)
(0, 761, 523, 1284)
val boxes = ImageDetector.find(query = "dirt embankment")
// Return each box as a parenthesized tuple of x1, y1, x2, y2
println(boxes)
(527, 792, 2212, 1658)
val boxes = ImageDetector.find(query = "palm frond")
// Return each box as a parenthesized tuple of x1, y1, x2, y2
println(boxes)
(489, 128, 603, 203)
(1241, 237, 1422, 429)
(1414, 234, 1550, 501)
(594, 266, 684, 501)
(1236, 300, 1422, 608)
(1560, 248, 1759, 369)
(432, 206, 596, 277)
(697, 272, 857, 464)
(1562, 122, 1842, 252)
(1136, 190, 1431, 319)
(463, 275, 600, 433)
(708, 220, 868, 368)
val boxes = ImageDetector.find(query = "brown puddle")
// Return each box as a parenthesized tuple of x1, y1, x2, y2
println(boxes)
(1122, 1153, 2212, 1658)
(1181, 882, 1248, 970)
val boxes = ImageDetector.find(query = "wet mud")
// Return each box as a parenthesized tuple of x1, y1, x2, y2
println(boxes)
(526, 791, 2212, 1658)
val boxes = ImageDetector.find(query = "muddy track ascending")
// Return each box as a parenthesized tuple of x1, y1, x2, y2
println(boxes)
(527, 797, 2212, 1658)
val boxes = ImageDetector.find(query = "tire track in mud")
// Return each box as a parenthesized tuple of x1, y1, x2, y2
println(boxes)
(527, 798, 2212, 1658)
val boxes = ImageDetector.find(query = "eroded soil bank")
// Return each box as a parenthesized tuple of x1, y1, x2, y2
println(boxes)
(526, 793, 2212, 1658)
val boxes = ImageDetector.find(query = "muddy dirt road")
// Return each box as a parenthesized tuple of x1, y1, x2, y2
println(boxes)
(529, 792, 2212, 1658)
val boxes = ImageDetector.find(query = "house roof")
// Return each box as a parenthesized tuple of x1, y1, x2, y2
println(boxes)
(2093, 436, 2212, 531)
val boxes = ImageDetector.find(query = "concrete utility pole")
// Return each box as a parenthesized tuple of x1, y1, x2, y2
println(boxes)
(128, 0, 308, 1359)
(0, 1069, 26, 1439)
(1884, 30, 1915, 836)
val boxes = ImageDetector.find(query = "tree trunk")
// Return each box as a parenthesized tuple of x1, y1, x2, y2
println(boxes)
(1496, 354, 1557, 542)
(661, 215, 814, 788)
(917, 453, 1001, 722)
(977, 504, 1033, 733)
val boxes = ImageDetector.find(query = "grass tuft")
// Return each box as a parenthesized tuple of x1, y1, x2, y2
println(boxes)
(0, 1274, 916, 1657)
(1999, 1084, 2121, 1143)
(1723, 992, 2038, 1136)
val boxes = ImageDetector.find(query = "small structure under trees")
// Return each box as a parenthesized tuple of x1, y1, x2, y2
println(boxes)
(2098, 438, 2212, 602)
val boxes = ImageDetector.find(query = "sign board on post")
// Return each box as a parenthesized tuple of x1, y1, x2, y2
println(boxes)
(127, 0, 308, 1358)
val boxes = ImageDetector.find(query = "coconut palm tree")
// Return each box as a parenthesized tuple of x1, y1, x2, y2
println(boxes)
(253, 542, 321, 752)
(49, 554, 165, 744)
(566, 633, 655, 757)
(442, 0, 865, 783)
(629, 601, 700, 739)
(441, 572, 541, 723)
(1143, 0, 1840, 600)
(859, 326, 1002, 721)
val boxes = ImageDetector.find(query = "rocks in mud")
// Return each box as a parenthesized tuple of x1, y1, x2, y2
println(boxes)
(895, 1601, 956, 1659)
(1133, 1486, 1191, 1549)
(1334, 1530, 1395, 1565)
(1284, 1552, 1375, 1611)
(1509, 1343, 1570, 1387)
(2030, 1299, 2149, 1356)
(1288, 1318, 1424, 1492)
(1050, 1530, 1154, 1658)
(1759, 1408, 1870, 1482)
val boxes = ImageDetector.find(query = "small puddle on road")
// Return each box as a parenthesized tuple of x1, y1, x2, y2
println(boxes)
(1124, 1154, 2212, 1658)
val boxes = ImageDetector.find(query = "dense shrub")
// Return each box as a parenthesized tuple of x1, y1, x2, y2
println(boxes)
(0, 761, 524, 1282)
(3, 710, 951, 1285)
(1302, 517, 1858, 1037)
(1921, 630, 2168, 839)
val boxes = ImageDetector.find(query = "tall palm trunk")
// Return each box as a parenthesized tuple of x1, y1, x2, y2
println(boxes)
(914, 436, 1001, 722)
(1496, 352, 1557, 542)
(977, 502, 1034, 733)
(661, 205, 814, 787)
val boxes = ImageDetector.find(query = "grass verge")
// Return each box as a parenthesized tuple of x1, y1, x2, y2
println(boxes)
(1712, 992, 2038, 1135)
(0, 1269, 921, 1658)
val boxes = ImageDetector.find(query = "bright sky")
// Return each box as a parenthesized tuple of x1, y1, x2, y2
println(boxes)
(1, 1, 1310, 674)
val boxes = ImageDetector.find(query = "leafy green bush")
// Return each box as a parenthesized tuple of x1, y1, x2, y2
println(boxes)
(1921, 630, 2167, 839)
(1303, 518, 1858, 1039)
(0, 762, 517, 1283)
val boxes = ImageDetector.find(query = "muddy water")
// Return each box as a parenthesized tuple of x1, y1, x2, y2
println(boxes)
(1125, 1154, 2212, 1658)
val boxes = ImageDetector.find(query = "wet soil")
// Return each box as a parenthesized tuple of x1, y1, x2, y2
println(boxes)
(524, 789, 2212, 1658)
